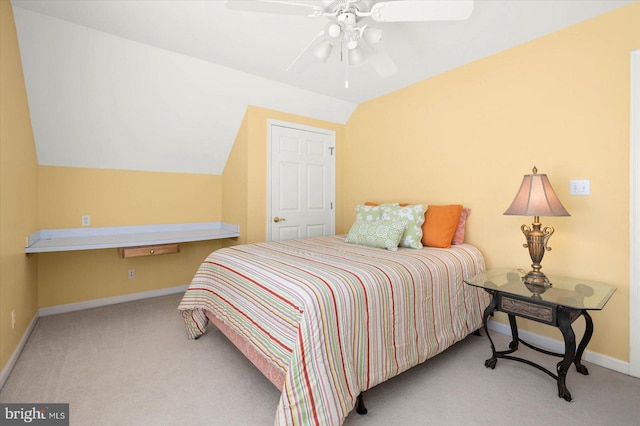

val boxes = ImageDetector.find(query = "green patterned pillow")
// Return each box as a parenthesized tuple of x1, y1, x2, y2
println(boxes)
(380, 204, 426, 249)
(355, 203, 398, 222)
(344, 220, 407, 251)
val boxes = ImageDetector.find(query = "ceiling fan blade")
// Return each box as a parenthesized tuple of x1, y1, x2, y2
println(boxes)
(370, 0, 474, 23)
(359, 39, 398, 78)
(225, 0, 323, 16)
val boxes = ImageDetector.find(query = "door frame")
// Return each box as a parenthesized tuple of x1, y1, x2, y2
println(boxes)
(266, 119, 336, 242)
(630, 50, 639, 378)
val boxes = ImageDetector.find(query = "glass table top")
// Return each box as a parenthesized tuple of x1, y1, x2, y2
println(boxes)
(464, 268, 616, 310)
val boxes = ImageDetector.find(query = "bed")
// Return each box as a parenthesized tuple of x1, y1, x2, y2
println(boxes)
(178, 233, 489, 425)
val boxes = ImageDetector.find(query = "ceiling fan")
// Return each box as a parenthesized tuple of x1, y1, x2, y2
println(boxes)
(226, 0, 475, 88)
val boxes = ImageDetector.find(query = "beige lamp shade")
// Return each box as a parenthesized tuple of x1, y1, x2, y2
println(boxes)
(504, 171, 570, 217)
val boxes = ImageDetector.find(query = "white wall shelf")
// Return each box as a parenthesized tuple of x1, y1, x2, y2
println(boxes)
(25, 222, 239, 254)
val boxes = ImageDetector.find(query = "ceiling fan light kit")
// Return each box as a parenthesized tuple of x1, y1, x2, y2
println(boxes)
(314, 41, 333, 62)
(362, 26, 383, 45)
(348, 47, 365, 66)
(226, 0, 475, 87)
(327, 23, 342, 39)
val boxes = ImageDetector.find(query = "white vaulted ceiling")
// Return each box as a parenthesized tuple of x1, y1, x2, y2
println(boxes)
(10, 0, 634, 175)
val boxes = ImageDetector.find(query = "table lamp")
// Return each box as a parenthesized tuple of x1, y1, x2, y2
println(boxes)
(504, 166, 570, 289)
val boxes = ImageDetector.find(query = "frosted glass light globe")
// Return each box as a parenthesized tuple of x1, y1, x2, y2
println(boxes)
(327, 23, 341, 38)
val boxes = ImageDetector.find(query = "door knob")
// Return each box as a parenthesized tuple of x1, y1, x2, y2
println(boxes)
(273, 216, 286, 223)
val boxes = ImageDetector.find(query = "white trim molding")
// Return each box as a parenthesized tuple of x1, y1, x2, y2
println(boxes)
(630, 49, 640, 378)
(39, 284, 188, 317)
(0, 313, 38, 390)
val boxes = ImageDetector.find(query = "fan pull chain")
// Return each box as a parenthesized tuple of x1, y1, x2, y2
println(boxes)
(345, 40, 349, 88)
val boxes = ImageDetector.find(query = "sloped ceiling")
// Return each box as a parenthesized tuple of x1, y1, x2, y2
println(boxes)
(11, 0, 634, 175)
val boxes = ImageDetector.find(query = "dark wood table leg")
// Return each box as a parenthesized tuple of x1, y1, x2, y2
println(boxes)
(508, 313, 519, 350)
(556, 308, 577, 402)
(574, 310, 593, 375)
(483, 291, 499, 369)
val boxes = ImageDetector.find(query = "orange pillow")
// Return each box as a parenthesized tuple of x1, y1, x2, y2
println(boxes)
(422, 205, 463, 248)
(364, 202, 409, 207)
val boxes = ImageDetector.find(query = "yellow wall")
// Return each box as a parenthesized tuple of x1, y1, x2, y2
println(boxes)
(35, 101, 347, 308)
(223, 105, 345, 244)
(344, 3, 640, 361)
(36, 166, 223, 307)
(37, 166, 221, 228)
(0, 0, 39, 372)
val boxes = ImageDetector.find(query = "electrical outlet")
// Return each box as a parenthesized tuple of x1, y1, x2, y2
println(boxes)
(11, 310, 16, 329)
(82, 215, 91, 227)
(128, 269, 136, 280)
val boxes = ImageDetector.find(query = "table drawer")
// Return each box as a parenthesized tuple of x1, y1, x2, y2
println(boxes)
(500, 295, 555, 324)
(118, 243, 179, 258)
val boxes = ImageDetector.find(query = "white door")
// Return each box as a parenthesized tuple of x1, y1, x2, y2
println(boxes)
(268, 120, 335, 241)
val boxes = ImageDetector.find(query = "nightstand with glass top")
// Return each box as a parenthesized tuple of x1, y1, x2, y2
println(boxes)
(464, 268, 616, 402)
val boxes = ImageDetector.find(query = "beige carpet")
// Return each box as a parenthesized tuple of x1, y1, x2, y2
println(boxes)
(1, 293, 639, 425)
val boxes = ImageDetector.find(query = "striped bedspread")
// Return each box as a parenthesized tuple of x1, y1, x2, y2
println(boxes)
(178, 235, 489, 425)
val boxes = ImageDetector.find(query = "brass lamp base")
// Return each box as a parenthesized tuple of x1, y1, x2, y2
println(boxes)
(523, 270, 552, 287)
(520, 216, 555, 296)
(523, 271, 552, 297)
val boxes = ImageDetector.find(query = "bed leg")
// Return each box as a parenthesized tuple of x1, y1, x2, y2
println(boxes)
(473, 329, 481, 336)
(356, 393, 368, 415)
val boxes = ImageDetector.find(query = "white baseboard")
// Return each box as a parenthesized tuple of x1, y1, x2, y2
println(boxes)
(38, 284, 188, 317)
(0, 312, 39, 390)
(487, 320, 629, 375)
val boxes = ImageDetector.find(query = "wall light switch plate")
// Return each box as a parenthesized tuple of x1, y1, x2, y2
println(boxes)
(570, 179, 590, 196)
